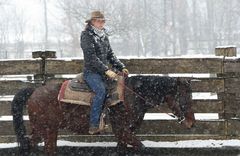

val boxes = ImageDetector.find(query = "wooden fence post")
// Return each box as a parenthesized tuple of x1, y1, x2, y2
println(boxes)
(32, 51, 56, 84)
(224, 59, 240, 138)
(215, 46, 238, 138)
(217, 46, 240, 138)
(215, 46, 237, 57)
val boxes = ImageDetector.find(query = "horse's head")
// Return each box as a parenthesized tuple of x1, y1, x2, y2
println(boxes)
(165, 78, 196, 129)
(128, 76, 195, 128)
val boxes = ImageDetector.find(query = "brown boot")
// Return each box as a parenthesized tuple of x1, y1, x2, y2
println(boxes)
(88, 127, 102, 135)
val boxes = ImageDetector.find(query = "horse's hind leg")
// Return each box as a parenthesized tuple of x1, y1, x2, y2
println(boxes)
(116, 141, 128, 155)
(43, 128, 58, 156)
(29, 126, 42, 154)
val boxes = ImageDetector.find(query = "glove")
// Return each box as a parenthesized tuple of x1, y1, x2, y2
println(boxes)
(122, 68, 129, 75)
(105, 70, 117, 79)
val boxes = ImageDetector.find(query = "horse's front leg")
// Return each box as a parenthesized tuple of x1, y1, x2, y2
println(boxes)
(115, 127, 145, 154)
(122, 129, 145, 150)
(112, 123, 145, 151)
(109, 103, 145, 151)
(44, 128, 58, 156)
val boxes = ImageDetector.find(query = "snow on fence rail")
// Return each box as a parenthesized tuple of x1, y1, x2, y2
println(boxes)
(0, 51, 240, 143)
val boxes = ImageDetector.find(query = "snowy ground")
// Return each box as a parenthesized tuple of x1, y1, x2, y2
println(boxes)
(1, 140, 240, 149)
(0, 113, 219, 121)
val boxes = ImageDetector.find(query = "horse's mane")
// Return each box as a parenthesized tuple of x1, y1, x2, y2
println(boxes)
(126, 75, 178, 105)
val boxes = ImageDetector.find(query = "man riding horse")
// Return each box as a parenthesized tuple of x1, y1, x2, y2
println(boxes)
(81, 11, 129, 134)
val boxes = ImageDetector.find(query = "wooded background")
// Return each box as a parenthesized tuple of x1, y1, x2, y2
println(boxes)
(0, 0, 240, 58)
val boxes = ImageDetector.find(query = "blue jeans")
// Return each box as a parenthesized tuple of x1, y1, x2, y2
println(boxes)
(83, 70, 106, 128)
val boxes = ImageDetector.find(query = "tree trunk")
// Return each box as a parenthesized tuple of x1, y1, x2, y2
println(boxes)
(206, 0, 215, 54)
(192, 1, 199, 54)
(163, 0, 168, 56)
(171, 0, 176, 55)
(43, 0, 48, 50)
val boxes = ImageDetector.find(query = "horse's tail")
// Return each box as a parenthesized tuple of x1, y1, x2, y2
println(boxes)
(11, 87, 35, 155)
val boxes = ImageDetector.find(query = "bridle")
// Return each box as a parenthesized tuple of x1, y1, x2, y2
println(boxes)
(119, 74, 190, 124)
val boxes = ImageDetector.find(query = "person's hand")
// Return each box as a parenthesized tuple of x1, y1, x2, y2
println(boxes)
(122, 68, 129, 75)
(105, 70, 117, 79)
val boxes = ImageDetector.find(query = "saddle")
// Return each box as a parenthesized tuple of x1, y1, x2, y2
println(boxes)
(68, 73, 92, 92)
(58, 73, 125, 106)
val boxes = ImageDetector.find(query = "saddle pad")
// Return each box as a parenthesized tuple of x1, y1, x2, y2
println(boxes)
(58, 80, 94, 106)
(58, 75, 125, 106)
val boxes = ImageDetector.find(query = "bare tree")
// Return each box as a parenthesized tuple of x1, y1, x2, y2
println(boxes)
(47, 0, 240, 57)
(175, 0, 190, 55)
(12, 8, 27, 58)
(0, 1, 12, 58)
(43, 0, 48, 50)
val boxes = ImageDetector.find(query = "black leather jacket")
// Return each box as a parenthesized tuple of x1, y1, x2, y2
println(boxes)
(80, 24, 125, 75)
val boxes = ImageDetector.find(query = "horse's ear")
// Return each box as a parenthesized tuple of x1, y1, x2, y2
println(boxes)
(183, 78, 191, 86)
(176, 77, 191, 86)
(176, 77, 182, 85)
(187, 79, 191, 85)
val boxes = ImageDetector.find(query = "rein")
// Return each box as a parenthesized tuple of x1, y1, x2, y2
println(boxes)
(117, 74, 183, 123)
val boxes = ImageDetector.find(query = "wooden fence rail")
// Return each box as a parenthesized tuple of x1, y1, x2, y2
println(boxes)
(1, 51, 240, 143)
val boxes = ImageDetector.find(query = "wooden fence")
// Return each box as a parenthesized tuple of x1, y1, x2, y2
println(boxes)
(1, 51, 240, 143)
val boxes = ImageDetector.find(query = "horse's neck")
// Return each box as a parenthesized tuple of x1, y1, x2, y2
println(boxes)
(126, 76, 177, 107)
(125, 77, 157, 109)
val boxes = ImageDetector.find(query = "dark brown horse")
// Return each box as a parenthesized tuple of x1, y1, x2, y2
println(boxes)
(11, 75, 195, 156)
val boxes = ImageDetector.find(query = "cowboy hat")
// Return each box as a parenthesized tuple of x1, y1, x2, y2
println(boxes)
(85, 11, 105, 23)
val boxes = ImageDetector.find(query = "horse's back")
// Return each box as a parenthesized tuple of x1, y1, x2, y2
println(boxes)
(30, 82, 62, 99)
(127, 75, 177, 90)
(27, 82, 63, 126)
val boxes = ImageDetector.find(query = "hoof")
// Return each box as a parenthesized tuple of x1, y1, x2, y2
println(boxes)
(140, 143, 146, 150)
(116, 142, 127, 155)
(116, 147, 127, 156)
(134, 143, 145, 151)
